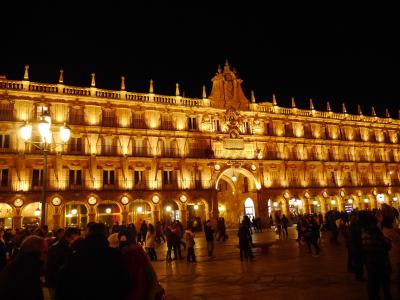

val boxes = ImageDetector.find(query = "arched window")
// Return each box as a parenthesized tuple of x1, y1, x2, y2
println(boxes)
(0, 203, 13, 228)
(65, 204, 88, 228)
(97, 203, 120, 227)
(244, 197, 255, 219)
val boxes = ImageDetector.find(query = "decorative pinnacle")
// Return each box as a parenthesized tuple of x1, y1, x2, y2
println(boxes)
(202, 85, 207, 98)
(272, 94, 277, 106)
(175, 83, 180, 96)
(386, 108, 391, 118)
(358, 104, 363, 115)
(371, 106, 376, 116)
(251, 90, 256, 103)
(291, 97, 296, 108)
(59, 69, 64, 84)
(24, 65, 29, 80)
(342, 102, 347, 114)
(309, 98, 314, 110)
(326, 101, 331, 112)
(91, 73, 96, 87)
(121, 76, 125, 91)
(149, 79, 154, 93)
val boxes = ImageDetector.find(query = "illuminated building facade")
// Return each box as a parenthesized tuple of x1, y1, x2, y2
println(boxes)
(0, 62, 399, 229)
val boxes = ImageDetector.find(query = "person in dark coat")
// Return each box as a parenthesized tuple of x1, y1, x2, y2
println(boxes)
(238, 221, 254, 261)
(55, 223, 129, 300)
(204, 220, 215, 257)
(0, 235, 48, 300)
(45, 227, 80, 299)
(0, 228, 7, 272)
(360, 211, 392, 300)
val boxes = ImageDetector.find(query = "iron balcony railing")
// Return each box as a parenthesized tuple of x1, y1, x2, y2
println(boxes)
(5, 179, 213, 192)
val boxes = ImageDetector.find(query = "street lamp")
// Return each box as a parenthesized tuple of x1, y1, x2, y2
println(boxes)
(20, 113, 71, 227)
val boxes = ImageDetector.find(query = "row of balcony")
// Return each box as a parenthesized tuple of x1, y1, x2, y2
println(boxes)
(2, 108, 400, 144)
(0, 179, 212, 192)
(1, 178, 398, 193)
(1, 146, 399, 163)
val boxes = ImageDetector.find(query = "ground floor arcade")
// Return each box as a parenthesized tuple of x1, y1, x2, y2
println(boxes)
(0, 186, 399, 230)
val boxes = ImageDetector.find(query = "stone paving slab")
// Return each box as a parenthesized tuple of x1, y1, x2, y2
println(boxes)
(152, 227, 399, 300)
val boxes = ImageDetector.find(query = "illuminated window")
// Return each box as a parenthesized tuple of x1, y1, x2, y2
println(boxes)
(69, 169, 82, 186)
(188, 117, 198, 130)
(163, 170, 173, 185)
(103, 170, 115, 185)
(0, 134, 10, 149)
(0, 169, 9, 187)
(32, 169, 44, 187)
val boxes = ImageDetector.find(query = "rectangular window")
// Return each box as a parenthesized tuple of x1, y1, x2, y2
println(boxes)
(69, 170, 82, 185)
(69, 108, 85, 125)
(242, 122, 251, 135)
(0, 169, 9, 187)
(36, 105, 48, 119)
(69, 137, 83, 153)
(327, 171, 336, 186)
(0, 135, 10, 149)
(32, 169, 44, 186)
(188, 117, 198, 130)
(103, 170, 115, 185)
(134, 170, 143, 185)
(163, 170, 173, 185)
(213, 119, 221, 132)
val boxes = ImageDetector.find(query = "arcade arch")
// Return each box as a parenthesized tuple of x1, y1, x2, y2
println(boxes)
(0, 203, 13, 228)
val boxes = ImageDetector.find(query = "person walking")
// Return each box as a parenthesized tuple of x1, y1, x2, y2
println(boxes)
(139, 220, 147, 244)
(238, 221, 254, 261)
(281, 214, 289, 239)
(145, 224, 157, 261)
(185, 227, 196, 263)
(204, 220, 215, 257)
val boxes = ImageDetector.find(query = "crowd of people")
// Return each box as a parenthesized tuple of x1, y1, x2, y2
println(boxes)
(0, 206, 399, 300)
(0, 222, 165, 300)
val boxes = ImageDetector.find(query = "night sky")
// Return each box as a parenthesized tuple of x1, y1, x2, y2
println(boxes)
(0, 2, 398, 116)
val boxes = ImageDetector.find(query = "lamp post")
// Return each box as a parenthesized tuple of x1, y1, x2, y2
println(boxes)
(20, 111, 71, 227)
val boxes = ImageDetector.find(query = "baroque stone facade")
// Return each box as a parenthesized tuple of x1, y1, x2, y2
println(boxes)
(0, 62, 399, 230)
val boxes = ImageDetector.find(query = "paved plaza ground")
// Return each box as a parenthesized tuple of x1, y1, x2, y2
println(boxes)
(152, 227, 399, 300)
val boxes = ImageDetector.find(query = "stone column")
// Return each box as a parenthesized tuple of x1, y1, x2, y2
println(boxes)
(88, 213, 96, 222)
(52, 214, 61, 229)
(12, 215, 22, 230)
(180, 203, 187, 228)
(153, 205, 160, 224)
(211, 190, 219, 228)
(122, 209, 128, 225)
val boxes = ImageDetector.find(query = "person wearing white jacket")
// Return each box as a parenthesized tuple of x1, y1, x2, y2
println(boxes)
(145, 224, 157, 261)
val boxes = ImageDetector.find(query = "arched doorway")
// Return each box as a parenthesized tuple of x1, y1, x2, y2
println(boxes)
(288, 197, 303, 216)
(187, 198, 208, 232)
(96, 202, 121, 227)
(0, 203, 13, 228)
(22, 202, 42, 228)
(310, 197, 322, 213)
(64, 203, 88, 228)
(162, 200, 180, 225)
(214, 166, 261, 228)
(129, 200, 153, 228)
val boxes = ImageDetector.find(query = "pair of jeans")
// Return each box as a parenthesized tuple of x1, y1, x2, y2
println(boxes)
(207, 240, 214, 256)
(187, 247, 196, 262)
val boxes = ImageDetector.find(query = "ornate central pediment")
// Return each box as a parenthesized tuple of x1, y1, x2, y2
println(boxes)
(209, 61, 250, 110)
